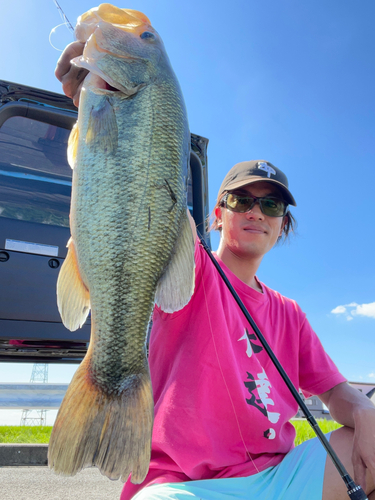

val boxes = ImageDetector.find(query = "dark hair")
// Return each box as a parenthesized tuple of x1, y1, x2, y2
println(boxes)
(208, 193, 297, 244)
(277, 209, 297, 244)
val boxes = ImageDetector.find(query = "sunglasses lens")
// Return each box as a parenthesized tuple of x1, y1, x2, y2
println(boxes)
(226, 193, 253, 212)
(260, 198, 286, 217)
(224, 193, 287, 217)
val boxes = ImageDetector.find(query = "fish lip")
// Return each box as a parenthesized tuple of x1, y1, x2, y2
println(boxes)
(85, 71, 128, 95)
(76, 59, 143, 97)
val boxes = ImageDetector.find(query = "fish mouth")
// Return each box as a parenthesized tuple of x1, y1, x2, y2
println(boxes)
(72, 30, 145, 97)
(87, 72, 125, 94)
(77, 61, 143, 97)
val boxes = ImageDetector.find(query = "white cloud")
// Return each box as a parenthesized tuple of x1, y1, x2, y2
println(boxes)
(331, 305, 347, 314)
(355, 303, 375, 319)
(331, 301, 375, 320)
(368, 373, 375, 378)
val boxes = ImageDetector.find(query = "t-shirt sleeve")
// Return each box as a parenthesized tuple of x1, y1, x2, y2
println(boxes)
(298, 311, 347, 398)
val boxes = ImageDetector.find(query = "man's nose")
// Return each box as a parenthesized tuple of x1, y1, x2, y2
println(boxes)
(245, 201, 264, 219)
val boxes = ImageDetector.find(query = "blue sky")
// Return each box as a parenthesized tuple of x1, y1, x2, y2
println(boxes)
(0, 0, 374, 424)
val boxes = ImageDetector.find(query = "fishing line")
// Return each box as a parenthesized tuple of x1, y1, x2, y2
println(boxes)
(198, 232, 368, 500)
(199, 245, 260, 473)
(49, 23, 73, 52)
(49, 0, 75, 52)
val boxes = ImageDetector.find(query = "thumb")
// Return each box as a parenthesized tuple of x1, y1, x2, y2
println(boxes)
(352, 451, 367, 492)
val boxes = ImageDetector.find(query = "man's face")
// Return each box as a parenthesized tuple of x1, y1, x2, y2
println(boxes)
(215, 181, 287, 260)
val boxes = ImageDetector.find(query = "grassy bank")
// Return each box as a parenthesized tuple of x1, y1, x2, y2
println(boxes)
(291, 419, 342, 445)
(0, 420, 342, 445)
(0, 426, 52, 443)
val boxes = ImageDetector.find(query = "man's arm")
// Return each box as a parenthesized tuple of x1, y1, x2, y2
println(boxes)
(319, 382, 375, 489)
(319, 382, 375, 427)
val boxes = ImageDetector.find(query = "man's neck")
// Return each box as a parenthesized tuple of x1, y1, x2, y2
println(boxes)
(215, 245, 263, 292)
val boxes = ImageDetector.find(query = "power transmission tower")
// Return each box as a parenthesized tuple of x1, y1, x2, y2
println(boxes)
(20, 363, 48, 426)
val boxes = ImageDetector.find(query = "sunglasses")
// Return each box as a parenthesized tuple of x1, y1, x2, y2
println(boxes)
(220, 192, 288, 217)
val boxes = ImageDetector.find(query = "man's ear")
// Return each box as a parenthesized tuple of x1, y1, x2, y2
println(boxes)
(279, 214, 288, 237)
(215, 206, 223, 227)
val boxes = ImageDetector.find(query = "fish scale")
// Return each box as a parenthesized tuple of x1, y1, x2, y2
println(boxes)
(48, 4, 195, 484)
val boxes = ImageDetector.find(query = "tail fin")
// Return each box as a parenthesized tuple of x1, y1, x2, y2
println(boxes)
(48, 356, 154, 483)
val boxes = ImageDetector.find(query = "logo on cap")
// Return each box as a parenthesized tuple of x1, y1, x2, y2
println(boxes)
(257, 161, 276, 178)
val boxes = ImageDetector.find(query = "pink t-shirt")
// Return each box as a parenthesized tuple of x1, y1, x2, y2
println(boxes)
(121, 240, 346, 499)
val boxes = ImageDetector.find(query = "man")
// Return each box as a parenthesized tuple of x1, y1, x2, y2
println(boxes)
(56, 42, 375, 500)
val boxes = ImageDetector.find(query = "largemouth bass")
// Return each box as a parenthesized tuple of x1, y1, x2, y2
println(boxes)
(48, 3, 195, 484)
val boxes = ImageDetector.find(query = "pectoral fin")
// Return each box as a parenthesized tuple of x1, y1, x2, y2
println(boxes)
(57, 238, 90, 331)
(86, 97, 118, 153)
(155, 213, 195, 313)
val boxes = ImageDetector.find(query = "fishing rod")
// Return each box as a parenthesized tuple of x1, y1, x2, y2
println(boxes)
(198, 232, 368, 500)
(53, 0, 74, 32)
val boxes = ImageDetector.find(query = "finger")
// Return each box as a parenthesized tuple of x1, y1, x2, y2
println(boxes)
(55, 41, 88, 105)
(71, 80, 85, 108)
(352, 452, 367, 491)
(55, 41, 85, 82)
(61, 68, 88, 106)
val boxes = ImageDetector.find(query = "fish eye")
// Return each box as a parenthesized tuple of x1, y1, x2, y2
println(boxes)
(140, 31, 156, 40)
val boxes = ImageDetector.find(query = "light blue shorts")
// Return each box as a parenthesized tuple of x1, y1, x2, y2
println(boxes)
(133, 433, 331, 500)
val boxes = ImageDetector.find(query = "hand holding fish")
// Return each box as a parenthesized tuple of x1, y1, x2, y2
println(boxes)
(55, 41, 86, 107)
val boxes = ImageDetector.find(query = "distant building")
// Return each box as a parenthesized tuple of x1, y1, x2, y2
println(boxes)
(348, 382, 375, 404)
(295, 381, 375, 419)
(295, 392, 330, 420)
